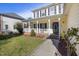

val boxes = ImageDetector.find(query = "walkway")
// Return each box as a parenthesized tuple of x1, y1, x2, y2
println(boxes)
(31, 39, 61, 56)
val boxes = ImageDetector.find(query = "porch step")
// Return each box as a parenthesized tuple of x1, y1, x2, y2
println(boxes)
(47, 34, 59, 40)
(55, 35, 59, 40)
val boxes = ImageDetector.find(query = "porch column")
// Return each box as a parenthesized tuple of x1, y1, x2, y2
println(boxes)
(28, 21, 31, 32)
(37, 21, 39, 33)
(48, 18, 51, 35)
(38, 23, 40, 33)
(58, 18, 61, 39)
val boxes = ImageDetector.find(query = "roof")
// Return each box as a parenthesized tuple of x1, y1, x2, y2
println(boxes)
(22, 18, 32, 22)
(0, 13, 26, 21)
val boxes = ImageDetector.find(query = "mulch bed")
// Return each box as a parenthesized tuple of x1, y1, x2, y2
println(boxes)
(58, 39, 67, 56)
(58, 39, 77, 56)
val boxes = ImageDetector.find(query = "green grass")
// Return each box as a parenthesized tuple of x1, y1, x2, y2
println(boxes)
(0, 35, 44, 56)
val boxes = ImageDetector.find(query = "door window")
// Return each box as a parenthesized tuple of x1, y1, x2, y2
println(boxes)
(53, 22, 59, 34)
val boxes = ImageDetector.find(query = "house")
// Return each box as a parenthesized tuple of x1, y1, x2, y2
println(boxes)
(23, 3, 67, 36)
(23, 3, 79, 35)
(0, 13, 26, 33)
(23, 3, 79, 55)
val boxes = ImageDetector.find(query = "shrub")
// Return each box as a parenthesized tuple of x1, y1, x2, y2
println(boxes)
(14, 22, 23, 34)
(8, 31, 14, 35)
(30, 30, 36, 36)
(60, 27, 79, 56)
(0, 33, 21, 40)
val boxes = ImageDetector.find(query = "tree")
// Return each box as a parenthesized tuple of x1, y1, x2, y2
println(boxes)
(14, 22, 23, 34)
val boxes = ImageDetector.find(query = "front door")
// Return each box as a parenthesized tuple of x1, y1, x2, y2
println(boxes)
(52, 22, 59, 35)
(52, 22, 59, 48)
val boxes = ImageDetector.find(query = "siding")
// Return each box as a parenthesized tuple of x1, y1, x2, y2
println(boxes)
(2, 16, 22, 32)
(67, 3, 79, 55)
(67, 4, 79, 28)
(60, 15, 67, 33)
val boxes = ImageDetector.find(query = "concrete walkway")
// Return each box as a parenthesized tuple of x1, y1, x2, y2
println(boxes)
(31, 39, 61, 56)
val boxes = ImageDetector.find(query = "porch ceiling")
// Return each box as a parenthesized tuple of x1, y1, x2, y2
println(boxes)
(31, 14, 63, 23)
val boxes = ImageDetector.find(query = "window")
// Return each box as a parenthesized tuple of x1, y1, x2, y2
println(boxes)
(45, 23, 47, 29)
(34, 11, 39, 18)
(33, 12, 35, 18)
(14, 25, 16, 29)
(24, 23, 28, 28)
(5, 25, 8, 30)
(37, 11, 39, 17)
(34, 24, 37, 28)
(56, 5, 59, 14)
(40, 23, 47, 29)
(49, 6, 56, 15)
(59, 4, 64, 14)
(56, 4, 64, 14)
(40, 24, 42, 28)
(54, 6, 56, 14)
(40, 9, 46, 17)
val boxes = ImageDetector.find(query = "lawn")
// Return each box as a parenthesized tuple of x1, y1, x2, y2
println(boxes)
(0, 35, 44, 56)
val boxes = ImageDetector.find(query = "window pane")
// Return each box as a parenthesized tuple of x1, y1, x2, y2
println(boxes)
(61, 4, 64, 14)
(40, 9, 46, 17)
(5, 25, 8, 30)
(49, 6, 55, 15)
(34, 11, 39, 18)
(39, 23, 47, 29)
(40, 24, 42, 28)
(24, 24, 28, 28)
(34, 24, 37, 28)
(45, 23, 47, 29)
(37, 11, 39, 17)
(56, 5, 59, 14)
(59, 4, 61, 13)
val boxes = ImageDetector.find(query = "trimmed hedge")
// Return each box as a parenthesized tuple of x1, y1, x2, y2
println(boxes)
(0, 33, 21, 40)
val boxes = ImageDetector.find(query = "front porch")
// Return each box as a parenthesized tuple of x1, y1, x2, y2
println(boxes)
(23, 16, 62, 36)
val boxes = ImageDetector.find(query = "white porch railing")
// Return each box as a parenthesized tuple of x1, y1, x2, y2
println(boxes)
(23, 28, 29, 32)
(23, 28, 53, 35)
(39, 29, 48, 34)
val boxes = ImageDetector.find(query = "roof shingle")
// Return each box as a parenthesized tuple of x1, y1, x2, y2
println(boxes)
(0, 13, 26, 21)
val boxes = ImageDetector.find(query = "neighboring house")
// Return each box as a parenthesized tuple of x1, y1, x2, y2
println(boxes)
(0, 13, 25, 33)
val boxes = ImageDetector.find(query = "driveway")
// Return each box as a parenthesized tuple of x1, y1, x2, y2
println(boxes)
(31, 39, 61, 56)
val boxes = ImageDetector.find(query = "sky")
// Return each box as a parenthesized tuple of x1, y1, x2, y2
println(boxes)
(0, 3, 49, 19)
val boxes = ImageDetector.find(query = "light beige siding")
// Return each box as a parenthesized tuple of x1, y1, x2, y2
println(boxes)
(67, 3, 79, 55)
(67, 4, 79, 28)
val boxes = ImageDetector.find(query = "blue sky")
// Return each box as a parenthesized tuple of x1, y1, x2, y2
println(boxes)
(0, 3, 49, 19)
